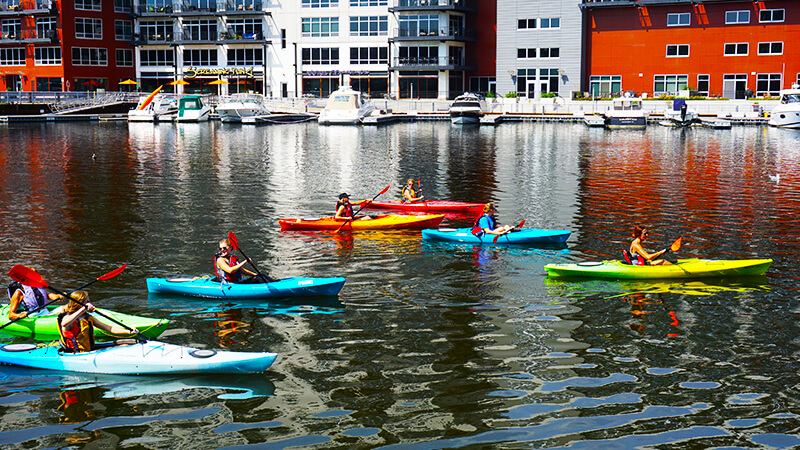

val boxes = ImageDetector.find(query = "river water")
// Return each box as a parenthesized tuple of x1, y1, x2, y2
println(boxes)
(1, 120, 799, 448)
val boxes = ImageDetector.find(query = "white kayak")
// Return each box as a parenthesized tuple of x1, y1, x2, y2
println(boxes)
(0, 341, 277, 375)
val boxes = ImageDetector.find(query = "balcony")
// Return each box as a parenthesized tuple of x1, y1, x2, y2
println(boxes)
(133, 31, 175, 45)
(222, 0, 265, 14)
(390, 55, 475, 71)
(218, 30, 267, 44)
(389, 0, 476, 13)
(390, 26, 476, 42)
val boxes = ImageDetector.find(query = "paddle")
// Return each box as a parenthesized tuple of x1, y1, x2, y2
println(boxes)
(493, 219, 526, 243)
(417, 179, 429, 209)
(227, 231, 274, 282)
(4, 264, 145, 339)
(336, 185, 390, 232)
(663, 237, 682, 255)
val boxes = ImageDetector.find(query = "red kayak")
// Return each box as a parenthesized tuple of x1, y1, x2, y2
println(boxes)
(353, 200, 484, 215)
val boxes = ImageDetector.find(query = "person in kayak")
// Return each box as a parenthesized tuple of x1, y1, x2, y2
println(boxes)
(6, 274, 66, 320)
(472, 203, 516, 236)
(401, 179, 424, 203)
(628, 226, 671, 265)
(58, 291, 139, 353)
(335, 193, 369, 220)
(215, 238, 257, 282)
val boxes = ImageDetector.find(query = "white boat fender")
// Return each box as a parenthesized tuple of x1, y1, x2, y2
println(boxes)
(190, 349, 217, 358)
(1, 343, 38, 352)
(577, 262, 604, 266)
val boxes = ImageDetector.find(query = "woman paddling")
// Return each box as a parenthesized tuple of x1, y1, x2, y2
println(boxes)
(6, 271, 66, 320)
(401, 179, 424, 203)
(58, 291, 139, 353)
(473, 203, 515, 236)
(628, 225, 671, 265)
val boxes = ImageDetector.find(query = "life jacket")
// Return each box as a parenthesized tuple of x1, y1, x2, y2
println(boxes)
(622, 249, 646, 266)
(401, 185, 417, 203)
(215, 254, 241, 282)
(336, 201, 354, 218)
(58, 313, 95, 353)
(7, 282, 48, 312)
(471, 214, 496, 236)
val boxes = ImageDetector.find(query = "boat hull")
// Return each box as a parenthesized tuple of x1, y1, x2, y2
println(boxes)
(353, 200, 484, 214)
(0, 341, 277, 375)
(279, 214, 444, 231)
(605, 116, 647, 129)
(544, 258, 772, 279)
(422, 227, 571, 245)
(0, 305, 169, 340)
(146, 276, 346, 299)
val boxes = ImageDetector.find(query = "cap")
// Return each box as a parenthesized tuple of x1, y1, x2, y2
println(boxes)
(338, 193, 349, 199)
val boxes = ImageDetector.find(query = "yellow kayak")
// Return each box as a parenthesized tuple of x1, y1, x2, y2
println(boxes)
(544, 258, 772, 279)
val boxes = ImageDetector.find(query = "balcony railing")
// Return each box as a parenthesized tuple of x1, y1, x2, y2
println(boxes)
(135, 0, 265, 15)
(393, 27, 475, 40)
(390, 0, 474, 12)
(392, 55, 471, 68)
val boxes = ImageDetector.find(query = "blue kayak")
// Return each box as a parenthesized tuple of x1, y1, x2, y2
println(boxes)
(422, 227, 571, 245)
(146, 276, 345, 299)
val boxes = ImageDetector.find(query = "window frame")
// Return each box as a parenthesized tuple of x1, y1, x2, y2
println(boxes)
(666, 44, 690, 57)
(666, 13, 690, 27)
(757, 42, 783, 55)
(725, 10, 750, 24)
(759, 9, 784, 23)
(724, 42, 748, 56)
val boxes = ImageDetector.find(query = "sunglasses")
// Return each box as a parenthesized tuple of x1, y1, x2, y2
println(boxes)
(219, 246, 230, 251)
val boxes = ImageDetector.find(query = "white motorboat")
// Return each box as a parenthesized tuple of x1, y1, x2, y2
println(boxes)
(318, 86, 374, 125)
(768, 89, 800, 128)
(662, 98, 700, 127)
(128, 89, 178, 122)
(449, 93, 485, 124)
(603, 95, 648, 129)
(176, 95, 212, 122)
(215, 93, 270, 123)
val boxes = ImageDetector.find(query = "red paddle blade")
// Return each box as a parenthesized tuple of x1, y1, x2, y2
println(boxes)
(493, 234, 501, 243)
(7, 265, 49, 288)
(517, 220, 526, 229)
(228, 231, 239, 250)
(378, 185, 391, 196)
(97, 263, 127, 280)
(670, 237, 682, 252)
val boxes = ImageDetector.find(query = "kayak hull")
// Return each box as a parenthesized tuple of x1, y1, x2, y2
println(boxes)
(353, 200, 484, 214)
(146, 276, 346, 299)
(0, 341, 276, 375)
(422, 227, 571, 245)
(0, 305, 169, 341)
(544, 258, 773, 279)
(279, 214, 444, 231)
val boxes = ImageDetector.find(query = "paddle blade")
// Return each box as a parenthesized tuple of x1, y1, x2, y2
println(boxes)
(517, 219, 526, 229)
(670, 237, 682, 252)
(228, 231, 239, 250)
(493, 234, 501, 243)
(7, 265, 48, 288)
(378, 185, 391, 196)
(97, 263, 127, 280)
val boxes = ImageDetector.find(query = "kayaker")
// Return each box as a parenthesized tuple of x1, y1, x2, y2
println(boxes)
(215, 238, 257, 282)
(401, 179, 424, 203)
(334, 193, 369, 220)
(6, 275, 66, 320)
(472, 203, 515, 236)
(57, 291, 139, 353)
(628, 226, 671, 265)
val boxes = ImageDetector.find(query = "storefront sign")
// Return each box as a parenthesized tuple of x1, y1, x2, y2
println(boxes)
(303, 70, 370, 76)
(184, 67, 255, 78)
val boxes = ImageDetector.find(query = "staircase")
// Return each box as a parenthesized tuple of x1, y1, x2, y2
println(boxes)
(50, 92, 128, 115)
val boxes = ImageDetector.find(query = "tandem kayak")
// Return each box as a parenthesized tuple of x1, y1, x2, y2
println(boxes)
(0, 341, 277, 375)
(0, 305, 169, 341)
(353, 200, 484, 215)
(544, 258, 773, 279)
(422, 227, 571, 245)
(279, 214, 444, 231)
(146, 276, 346, 299)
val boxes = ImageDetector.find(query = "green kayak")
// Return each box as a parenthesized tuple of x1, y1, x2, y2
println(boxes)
(544, 258, 772, 280)
(0, 305, 169, 340)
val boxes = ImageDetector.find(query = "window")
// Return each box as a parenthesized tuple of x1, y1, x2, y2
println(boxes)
(469, 76, 496, 95)
(724, 43, 748, 56)
(301, 17, 338, 37)
(350, 47, 388, 64)
(517, 19, 536, 29)
(281, 29, 286, 49)
(540, 48, 559, 58)
(697, 74, 709, 96)
(516, 68, 559, 96)
(72, 47, 107, 65)
(184, 49, 218, 66)
(183, 20, 217, 41)
(0, 48, 25, 65)
(654, 74, 688, 95)
(2, 19, 21, 39)
(758, 42, 783, 55)
(115, 0, 132, 13)
(540, 18, 560, 29)
(399, 46, 438, 65)
(36, 78, 62, 91)
(351, 0, 386, 5)
(35, 47, 61, 65)
(399, 15, 438, 37)
(760, 9, 784, 23)
(140, 49, 174, 66)
(590, 75, 622, 97)
(115, 20, 132, 40)
(116, 48, 133, 66)
(302, 0, 338, 7)
(76, 18, 102, 39)
(517, 48, 536, 59)
(76, 0, 102, 11)
(228, 48, 263, 65)
(756, 73, 781, 96)
(667, 13, 690, 26)
(227, 18, 263, 38)
(302, 47, 339, 65)
(36, 17, 57, 39)
(666, 44, 689, 57)
(140, 21, 173, 41)
(725, 10, 749, 24)
(350, 16, 388, 36)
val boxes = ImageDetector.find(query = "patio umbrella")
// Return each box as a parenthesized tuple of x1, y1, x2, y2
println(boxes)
(119, 79, 139, 85)
(207, 79, 228, 85)
(169, 79, 190, 85)
(83, 80, 102, 86)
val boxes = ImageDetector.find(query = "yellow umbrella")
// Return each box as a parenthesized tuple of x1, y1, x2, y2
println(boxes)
(207, 79, 228, 85)
(169, 79, 190, 85)
(119, 79, 139, 85)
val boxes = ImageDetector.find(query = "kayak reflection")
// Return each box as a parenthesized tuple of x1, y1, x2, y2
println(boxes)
(146, 292, 345, 317)
(544, 276, 770, 298)
(626, 293, 680, 337)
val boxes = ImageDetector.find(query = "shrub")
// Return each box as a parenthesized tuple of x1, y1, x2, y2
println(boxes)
(505, 92, 518, 98)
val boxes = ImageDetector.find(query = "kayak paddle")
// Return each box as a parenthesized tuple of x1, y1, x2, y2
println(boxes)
(227, 231, 275, 282)
(663, 237, 682, 254)
(336, 185, 390, 232)
(493, 219, 525, 243)
(3, 264, 145, 340)
(417, 179, 429, 210)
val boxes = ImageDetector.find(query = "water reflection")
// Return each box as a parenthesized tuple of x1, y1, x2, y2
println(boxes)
(544, 276, 770, 298)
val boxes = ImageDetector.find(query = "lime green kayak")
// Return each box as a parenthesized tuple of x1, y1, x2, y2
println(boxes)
(0, 305, 169, 340)
(544, 258, 772, 279)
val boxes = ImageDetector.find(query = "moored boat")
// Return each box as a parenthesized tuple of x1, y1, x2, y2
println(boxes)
(0, 340, 277, 375)
(318, 86, 374, 125)
(422, 227, 571, 245)
(353, 200, 484, 215)
(544, 258, 772, 279)
(279, 214, 444, 231)
(128, 91, 178, 122)
(215, 93, 270, 123)
(0, 304, 169, 340)
(176, 95, 212, 122)
(449, 93, 485, 124)
(768, 88, 800, 128)
(604, 95, 648, 129)
(146, 276, 346, 299)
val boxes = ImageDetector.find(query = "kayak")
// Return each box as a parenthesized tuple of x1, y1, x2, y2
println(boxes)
(279, 214, 444, 231)
(544, 258, 773, 279)
(353, 200, 484, 215)
(0, 305, 169, 341)
(146, 276, 346, 299)
(422, 227, 571, 245)
(0, 340, 277, 375)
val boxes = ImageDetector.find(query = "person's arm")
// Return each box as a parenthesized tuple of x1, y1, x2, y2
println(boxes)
(334, 204, 348, 220)
(631, 241, 666, 261)
(90, 316, 139, 336)
(60, 303, 91, 329)
(7, 289, 26, 320)
(216, 256, 249, 274)
(479, 217, 504, 235)
(47, 292, 64, 302)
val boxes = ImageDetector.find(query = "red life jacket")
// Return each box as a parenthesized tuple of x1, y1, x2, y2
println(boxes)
(59, 313, 95, 352)
(215, 254, 241, 282)
(336, 201, 354, 218)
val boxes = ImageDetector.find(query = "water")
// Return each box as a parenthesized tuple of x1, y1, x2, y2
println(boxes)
(1, 121, 799, 448)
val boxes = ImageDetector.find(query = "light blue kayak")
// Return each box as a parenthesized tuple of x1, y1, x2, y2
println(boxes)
(146, 276, 345, 299)
(0, 341, 277, 375)
(422, 227, 571, 245)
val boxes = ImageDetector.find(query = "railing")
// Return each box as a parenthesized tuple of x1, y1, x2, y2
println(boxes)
(135, 0, 265, 14)
(394, 27, 474, 39)
(394, 0, 471, 9)
(392, 56, 468, 67)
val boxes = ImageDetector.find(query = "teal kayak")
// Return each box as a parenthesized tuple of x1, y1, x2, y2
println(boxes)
(0, 341, 276, 375)
(146, 276, 345, 299)
(544, 258, 773, 279)
(422, 227, 571, 245)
